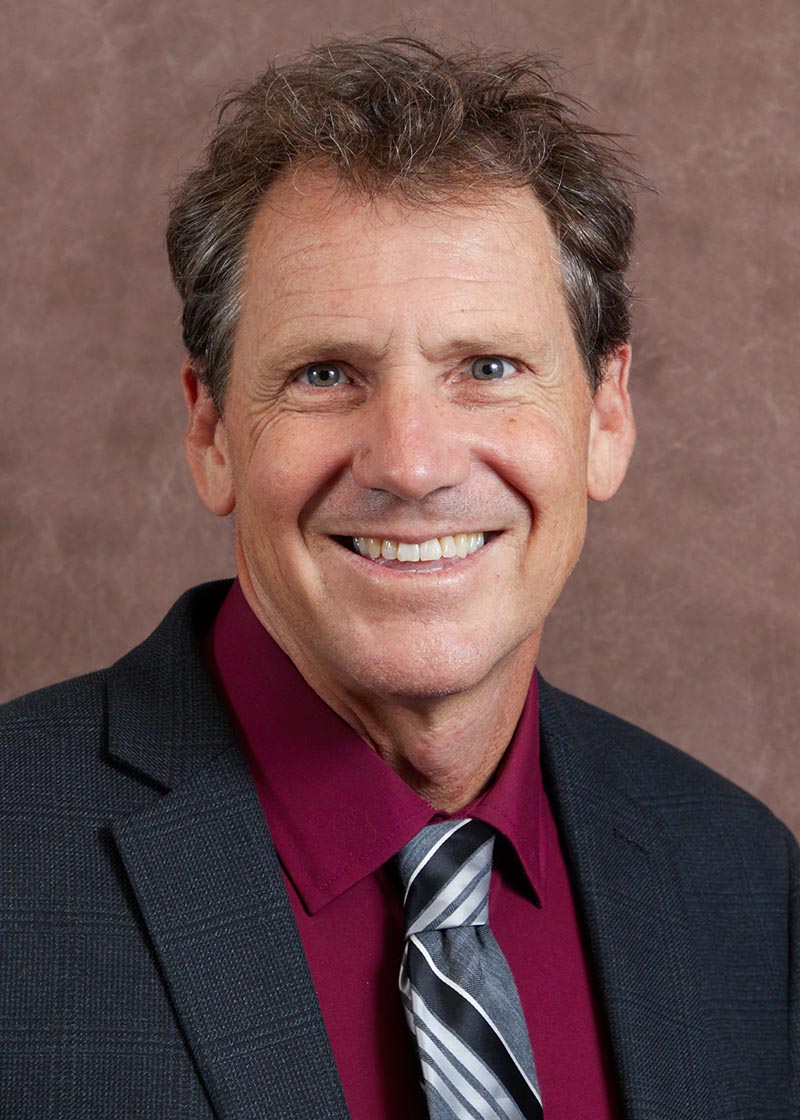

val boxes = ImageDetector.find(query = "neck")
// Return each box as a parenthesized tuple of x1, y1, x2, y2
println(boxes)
(307, 641, 539, 812)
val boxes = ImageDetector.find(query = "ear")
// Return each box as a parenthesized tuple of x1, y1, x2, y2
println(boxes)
(587, 343, 636, 502)
(181, 361, 235, 516)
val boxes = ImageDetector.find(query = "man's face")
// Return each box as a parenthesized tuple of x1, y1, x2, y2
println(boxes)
(186, 170, 633, 704)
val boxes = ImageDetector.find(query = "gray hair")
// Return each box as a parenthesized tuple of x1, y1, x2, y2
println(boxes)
(166, 36, 637, 409)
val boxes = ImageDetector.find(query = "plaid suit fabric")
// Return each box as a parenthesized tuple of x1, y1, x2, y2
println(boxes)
(0, 581, 797, 1119)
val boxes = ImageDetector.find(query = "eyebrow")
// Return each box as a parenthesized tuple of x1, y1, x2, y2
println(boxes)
(256, 333, 392, 374)
(422, 331, 549, 361)
(256, 325, 552, 372)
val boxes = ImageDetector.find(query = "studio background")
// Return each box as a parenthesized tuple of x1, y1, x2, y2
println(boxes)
(3, 0, 798, 835)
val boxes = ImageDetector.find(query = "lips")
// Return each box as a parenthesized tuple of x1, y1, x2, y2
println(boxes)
(350, 533, 486, 562)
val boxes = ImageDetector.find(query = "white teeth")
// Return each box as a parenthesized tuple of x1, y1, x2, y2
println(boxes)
(419, 538, 442, 561)
(351, 532, 486, 562)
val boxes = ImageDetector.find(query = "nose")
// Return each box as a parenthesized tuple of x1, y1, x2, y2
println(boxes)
(351, 378, 470, 500)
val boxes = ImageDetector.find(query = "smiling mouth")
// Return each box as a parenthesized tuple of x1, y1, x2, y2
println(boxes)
(338, 532, 488, 563)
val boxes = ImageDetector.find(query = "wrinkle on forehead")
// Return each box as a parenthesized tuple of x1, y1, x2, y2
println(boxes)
(246, 166, 554, 273)
(244, 238, 541, 310)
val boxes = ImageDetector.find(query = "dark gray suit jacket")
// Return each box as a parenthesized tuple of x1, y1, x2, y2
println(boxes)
(2, 582, 798, 1118)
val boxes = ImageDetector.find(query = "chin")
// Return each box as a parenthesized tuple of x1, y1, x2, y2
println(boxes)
(335, 630, 522, 703)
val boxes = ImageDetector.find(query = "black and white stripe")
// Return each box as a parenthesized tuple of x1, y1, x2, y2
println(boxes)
(395, 819, 543, 1120)
(403, 821, 492, 936)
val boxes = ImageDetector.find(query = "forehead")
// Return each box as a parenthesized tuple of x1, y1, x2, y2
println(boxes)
(237, 168, 575, 356)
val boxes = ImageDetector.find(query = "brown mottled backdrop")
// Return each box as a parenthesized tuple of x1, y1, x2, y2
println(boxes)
(2, 0, 798, 834)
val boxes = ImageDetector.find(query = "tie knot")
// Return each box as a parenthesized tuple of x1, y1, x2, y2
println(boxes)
(395, 819, 495, 936)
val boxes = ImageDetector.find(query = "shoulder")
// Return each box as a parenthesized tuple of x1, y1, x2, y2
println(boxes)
(0, 669, 107, 761)
(1, 580, 232, 726)
(0, 580, 233, 802)
(539, 675, 798, 865)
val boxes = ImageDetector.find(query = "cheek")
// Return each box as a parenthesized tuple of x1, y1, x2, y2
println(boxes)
(483, 408, 590, 513)
(235, 416, 349, 531)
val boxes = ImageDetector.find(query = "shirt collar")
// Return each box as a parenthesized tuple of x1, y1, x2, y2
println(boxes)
(205, 580, 545, 914)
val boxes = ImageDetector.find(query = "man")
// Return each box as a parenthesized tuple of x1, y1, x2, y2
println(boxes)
(2, 37, 797, 1120)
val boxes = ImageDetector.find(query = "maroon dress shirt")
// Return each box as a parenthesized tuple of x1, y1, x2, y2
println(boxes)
(205, 581, 619, 1119)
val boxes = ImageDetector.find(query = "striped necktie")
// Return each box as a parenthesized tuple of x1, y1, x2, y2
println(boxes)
(396, 818, 544, 1120)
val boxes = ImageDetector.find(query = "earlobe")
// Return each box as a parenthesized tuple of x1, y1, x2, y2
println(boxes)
(586, 344, 636, 503)
(181, 362, 235, 516)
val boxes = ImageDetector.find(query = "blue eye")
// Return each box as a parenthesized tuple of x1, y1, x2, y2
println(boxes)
(470, 356, 515, 381)
(299, 363, 343, 387)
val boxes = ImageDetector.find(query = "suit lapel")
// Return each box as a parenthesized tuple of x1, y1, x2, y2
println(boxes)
(112, 744, 349, 1120)
(105, 584, 349, 1120)
(538, 679, 718, 1119)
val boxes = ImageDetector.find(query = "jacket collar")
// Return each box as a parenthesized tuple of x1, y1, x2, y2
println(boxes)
(105, 581, 236, 789)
